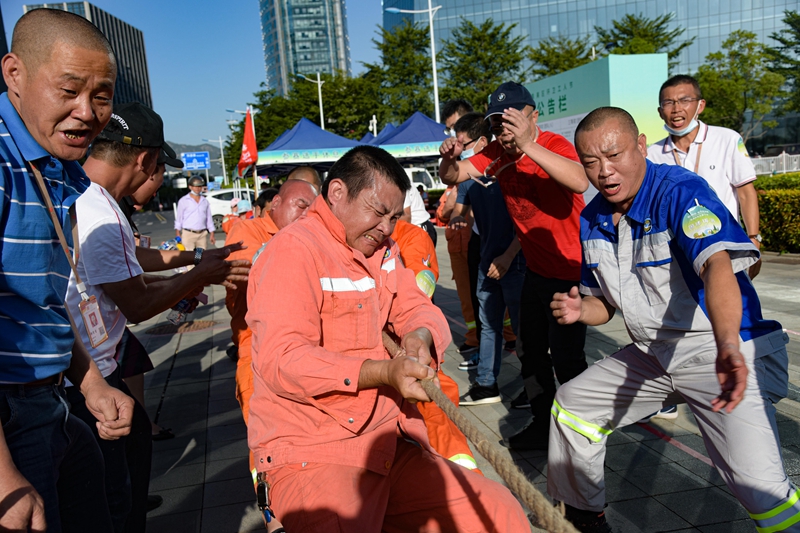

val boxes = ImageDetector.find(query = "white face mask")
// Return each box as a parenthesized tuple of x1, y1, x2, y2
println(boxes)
(664, 108, 700, 137)
(190, 189, 201, 196)
(459, 138, 483, 160)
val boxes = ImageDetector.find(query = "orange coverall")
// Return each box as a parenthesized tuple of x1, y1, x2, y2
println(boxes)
(246, 196, 527, 532)
(390, 219, 479, 472)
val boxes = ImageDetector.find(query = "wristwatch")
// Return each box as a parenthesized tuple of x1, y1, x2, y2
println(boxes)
(194, 247, 204, 265)
(749, 234, 762, 243)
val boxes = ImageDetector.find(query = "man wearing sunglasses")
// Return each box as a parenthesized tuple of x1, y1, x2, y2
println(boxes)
(439, 81, 590, 451)
(648, 75, 761, 281)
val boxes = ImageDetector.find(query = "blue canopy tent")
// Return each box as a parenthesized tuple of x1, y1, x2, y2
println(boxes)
(368, 123, 397, 146)
(255, 117, 361, 175)
(360, 132, 376, 144)
(377, 112, 448, 163)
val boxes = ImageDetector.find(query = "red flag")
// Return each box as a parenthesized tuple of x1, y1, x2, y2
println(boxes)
(237, 108, 257, 176)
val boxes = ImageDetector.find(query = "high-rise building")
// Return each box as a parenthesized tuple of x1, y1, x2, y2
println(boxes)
(382, 0, 792, 78)
(259, 0, 351, 96)
(23, 2, 152, 108)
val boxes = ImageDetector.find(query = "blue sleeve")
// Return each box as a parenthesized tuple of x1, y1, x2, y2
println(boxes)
(456, 180, 472, 205)
(662, 176, 757, 276)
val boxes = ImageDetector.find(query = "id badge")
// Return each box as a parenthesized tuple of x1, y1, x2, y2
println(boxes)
(138, 235, 151, 248)
(79, 295, 108, 348)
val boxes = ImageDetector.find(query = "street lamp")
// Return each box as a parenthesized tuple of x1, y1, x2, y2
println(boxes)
(202, 136, 227, 185)
(296, 73, 325, 130)
(385, 1, 443, 123)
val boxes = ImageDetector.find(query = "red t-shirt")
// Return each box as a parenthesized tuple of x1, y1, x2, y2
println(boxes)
(468, 130, 584, 280)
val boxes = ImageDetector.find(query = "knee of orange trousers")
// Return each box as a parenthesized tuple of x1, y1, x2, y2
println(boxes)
(417, 371, 481, 474)
(235, 361, 257, 485)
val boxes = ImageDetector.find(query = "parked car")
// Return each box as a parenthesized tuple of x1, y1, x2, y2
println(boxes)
(404, 167, 443, 191)
(205, 188, 255, 231)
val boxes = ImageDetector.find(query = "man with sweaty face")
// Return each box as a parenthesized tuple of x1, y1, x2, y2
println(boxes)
(246, 145, 528, 532)
(0, 8, 134, 532)
(546, 107, 793, 533)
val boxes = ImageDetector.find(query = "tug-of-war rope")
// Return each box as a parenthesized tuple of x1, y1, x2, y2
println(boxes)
(382, 332, 579, 533)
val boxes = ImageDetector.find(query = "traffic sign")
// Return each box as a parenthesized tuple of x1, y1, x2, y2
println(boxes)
(181, 151, 211, 170)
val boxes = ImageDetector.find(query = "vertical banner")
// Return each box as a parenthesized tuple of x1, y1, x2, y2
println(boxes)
(238, 108, 258, 177)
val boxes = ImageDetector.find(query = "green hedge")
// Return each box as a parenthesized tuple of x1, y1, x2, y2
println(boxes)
(759, 189, 800, 253)
(754, 172, 800, 190)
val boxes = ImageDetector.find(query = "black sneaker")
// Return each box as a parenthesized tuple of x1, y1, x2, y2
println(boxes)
(564, 504, 613, 533)
(502, 422, 549, 450)
(459, 383, 501, 405)
(504, 340, 516, 352)
(458, 356, 478, 371)
(458, 343, 478, 356)
(510, 391, 530, 409)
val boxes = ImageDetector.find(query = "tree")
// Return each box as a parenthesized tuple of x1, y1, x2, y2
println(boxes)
(528, 35, 594, 80)
(364, 20, 433, 124)
(595, 13, 694, 71)
(696, 30, 786, 143)
(768, 10, 800, 112)
(439, 18, 528, 108)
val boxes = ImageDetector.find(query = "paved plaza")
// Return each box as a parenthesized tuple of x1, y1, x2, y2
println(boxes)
(132, 214, 800, 532)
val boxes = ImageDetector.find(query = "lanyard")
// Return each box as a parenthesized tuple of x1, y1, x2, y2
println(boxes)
(30, 163, 89, 302)
(672, 142, 703, 174)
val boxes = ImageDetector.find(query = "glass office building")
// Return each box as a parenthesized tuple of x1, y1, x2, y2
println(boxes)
(382, 0, 793, 78)
(259, 0, 352, 96)
(23, 2, 152, 108)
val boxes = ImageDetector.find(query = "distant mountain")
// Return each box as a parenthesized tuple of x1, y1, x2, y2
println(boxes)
(166, 142, 225, 179)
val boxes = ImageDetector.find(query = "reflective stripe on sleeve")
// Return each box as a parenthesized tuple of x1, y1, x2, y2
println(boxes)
(750, 488, 800, 533)
(551, 400, 613, 443)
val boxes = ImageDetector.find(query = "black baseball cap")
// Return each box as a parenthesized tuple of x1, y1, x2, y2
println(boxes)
(485, 82, 536, 119)
(96, 102, 184, 168)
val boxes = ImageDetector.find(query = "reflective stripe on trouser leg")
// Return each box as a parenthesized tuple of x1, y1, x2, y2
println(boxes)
(465, 321, 476, 331)
(503, 318, 511, 327)
(750, 488, 800, 533)
(551, 400, 613, 443)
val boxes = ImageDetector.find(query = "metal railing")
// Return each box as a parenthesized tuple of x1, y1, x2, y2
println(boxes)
(753, 153, 800, 175)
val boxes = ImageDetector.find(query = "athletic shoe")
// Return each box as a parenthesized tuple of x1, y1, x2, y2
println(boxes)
(510, 391, 530, 409)
(459, 383, 501, 405)
(504, 340, 516, 352)
(457, 343, 478, 356)
(502, 423, 549, 451)
(638, 405, 679, 423)
(458, 356, 478, 371)
(564, 504, 613, 533)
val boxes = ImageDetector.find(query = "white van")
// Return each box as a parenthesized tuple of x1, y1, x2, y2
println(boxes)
(405, 167, 443, 191)
(204, 188, 255, 231)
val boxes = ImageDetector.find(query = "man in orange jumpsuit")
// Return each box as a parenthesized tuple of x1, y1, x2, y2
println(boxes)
(390, 219, 480, 472)
(226, 180, 318, 433)
(247, 146, 528, 532)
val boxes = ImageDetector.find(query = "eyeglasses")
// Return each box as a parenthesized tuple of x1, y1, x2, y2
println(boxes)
(660, 97, 701, 109)
(462, 137, 478, 148)
(443, 127, 455, 137)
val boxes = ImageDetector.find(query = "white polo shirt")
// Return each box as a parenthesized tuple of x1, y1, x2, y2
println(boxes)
(404, 188, 430, 225)
(647, 121, 756, 218)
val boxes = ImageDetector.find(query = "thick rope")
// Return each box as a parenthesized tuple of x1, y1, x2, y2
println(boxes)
(383, 332, 579, 533)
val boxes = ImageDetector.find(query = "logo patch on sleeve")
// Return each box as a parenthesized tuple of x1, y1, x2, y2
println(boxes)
(415, 270, 436, 298)
(682, 200, 722, 239)
(383, 248, 391, 260)
(737, 137, 750, 158)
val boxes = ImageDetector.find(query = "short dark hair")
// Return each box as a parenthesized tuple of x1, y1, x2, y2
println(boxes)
(89, 139, 157, 168)
(256, 188, 279, 209)
(659, 75, 703, 103)
(442, 99, 474, 123)
(322, 145, 410, 201)
(453, 112, 491, 143)
(575, 107, 639, 146)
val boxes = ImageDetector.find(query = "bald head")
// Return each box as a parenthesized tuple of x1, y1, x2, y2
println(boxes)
(270, 179, 318, 229)
(287, 166, 322, 192)
(11, 8, 116, 75)
(575, 107, 639, 148)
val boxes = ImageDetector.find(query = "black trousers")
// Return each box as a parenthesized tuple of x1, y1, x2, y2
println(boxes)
(420, 219, 438, 248)
(67, 368, 153, 533)
(518, 269, 588, 423)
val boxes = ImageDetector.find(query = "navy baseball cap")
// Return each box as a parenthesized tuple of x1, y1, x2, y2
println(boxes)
(485, 82, 536, 119)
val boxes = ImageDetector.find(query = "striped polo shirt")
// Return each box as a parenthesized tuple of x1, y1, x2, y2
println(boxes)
(0, 93, 89, 383)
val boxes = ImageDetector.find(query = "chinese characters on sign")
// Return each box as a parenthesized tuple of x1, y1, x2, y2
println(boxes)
(535, 81, 574, 117)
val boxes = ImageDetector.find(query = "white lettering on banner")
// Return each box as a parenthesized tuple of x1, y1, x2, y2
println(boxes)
(319, 277, 376, 293)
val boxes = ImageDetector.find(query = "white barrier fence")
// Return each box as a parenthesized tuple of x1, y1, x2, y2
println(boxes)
(753, 153, 800, 175)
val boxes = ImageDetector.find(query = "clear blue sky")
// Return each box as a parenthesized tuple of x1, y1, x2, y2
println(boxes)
(2, 0, 383, 145)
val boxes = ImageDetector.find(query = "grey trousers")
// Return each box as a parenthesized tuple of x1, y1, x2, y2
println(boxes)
(547, 330, 799, 532)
